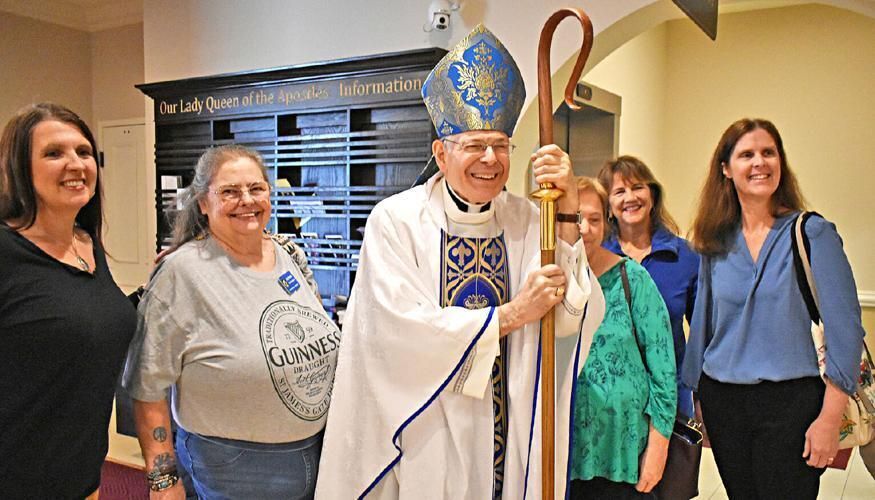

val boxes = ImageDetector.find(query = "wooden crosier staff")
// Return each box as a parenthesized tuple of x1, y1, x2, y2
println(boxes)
(530, 7, 593, 499)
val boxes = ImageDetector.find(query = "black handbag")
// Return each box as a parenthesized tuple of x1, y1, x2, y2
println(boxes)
(653, 417, 703, 500)
(619, 262, 703, 500)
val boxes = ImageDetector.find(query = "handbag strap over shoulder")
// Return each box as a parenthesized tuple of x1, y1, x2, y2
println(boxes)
(270, 232, 321, 297)
(619, 260, 650, 374)
(790, 211, 836, 382)
(790, 211, 823, 323)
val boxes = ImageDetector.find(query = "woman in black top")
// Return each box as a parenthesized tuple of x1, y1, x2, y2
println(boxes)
(0, 103, 136, 498)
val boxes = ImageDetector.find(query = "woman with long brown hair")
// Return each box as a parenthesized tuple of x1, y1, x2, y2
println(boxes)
(681, 118, 865, 499)
(0, 103, 136, 498)
(598, 156, 699, 420)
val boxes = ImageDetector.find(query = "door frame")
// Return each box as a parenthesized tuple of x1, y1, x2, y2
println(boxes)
(97, 117, 147, 291)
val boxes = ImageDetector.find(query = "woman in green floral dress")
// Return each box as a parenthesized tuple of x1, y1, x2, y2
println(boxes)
(569, 177, 677, 499)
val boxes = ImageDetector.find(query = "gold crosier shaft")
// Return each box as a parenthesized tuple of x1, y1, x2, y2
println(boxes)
(530, 8, 593, 500)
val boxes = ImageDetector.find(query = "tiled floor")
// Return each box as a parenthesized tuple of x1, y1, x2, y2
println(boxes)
(110, 398, 875, 498)
(696, 446, 875, 499)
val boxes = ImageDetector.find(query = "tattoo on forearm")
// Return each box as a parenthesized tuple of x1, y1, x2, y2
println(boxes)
(151, 452, 177, 474)
(152, 426, 168, 442)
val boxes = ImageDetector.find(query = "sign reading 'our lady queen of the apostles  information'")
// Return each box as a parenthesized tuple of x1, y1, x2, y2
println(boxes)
(152, 71, 429, 123)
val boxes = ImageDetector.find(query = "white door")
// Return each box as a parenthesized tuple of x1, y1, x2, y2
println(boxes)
(101, 123, 149, 288)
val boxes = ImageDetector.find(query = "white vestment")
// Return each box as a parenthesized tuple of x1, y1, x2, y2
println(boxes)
(316, 175, 605, 499)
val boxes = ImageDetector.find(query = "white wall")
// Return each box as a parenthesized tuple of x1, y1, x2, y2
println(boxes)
(140, 0, 664, 241)
(142, 0, 657, 88)
(584, 22, 669, 174)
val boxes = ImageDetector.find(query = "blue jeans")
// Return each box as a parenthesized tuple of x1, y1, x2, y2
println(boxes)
(176, 426, 322, 500)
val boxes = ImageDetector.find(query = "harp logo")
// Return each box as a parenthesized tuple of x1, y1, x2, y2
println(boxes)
(259, 300, 340, 421)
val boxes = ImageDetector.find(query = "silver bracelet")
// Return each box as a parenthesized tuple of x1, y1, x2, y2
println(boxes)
(147, 471, 179, 492)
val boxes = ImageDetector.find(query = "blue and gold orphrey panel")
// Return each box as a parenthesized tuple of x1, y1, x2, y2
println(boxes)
(440, 231, 510, 498)
(441, 232, 509, 309)
(422, 24, 525, 138)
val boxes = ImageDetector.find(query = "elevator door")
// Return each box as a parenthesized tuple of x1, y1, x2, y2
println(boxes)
(552, 82, 621, 178)
(550, 84, 620, 379)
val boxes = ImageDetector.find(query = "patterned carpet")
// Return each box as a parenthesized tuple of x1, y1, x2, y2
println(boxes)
(99, 461, 149, 499)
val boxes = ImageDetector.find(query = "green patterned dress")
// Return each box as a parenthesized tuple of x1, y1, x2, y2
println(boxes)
(570, 258, 677, 484)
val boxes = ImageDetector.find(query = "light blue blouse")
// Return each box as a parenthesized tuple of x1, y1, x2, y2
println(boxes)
(681, 213, 865, 396)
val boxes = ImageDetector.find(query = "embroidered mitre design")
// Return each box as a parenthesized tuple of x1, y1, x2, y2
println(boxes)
(422, 24, 525, 138)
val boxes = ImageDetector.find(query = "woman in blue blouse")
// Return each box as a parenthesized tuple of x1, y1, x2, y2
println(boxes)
(681, 118, 865, 499)
(598, 156, 699, 419)
(569, 177, 676, 499)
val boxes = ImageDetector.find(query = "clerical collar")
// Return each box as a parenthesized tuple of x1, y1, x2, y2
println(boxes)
(445, 180, 492, 213)
(441, 179, 495, 224)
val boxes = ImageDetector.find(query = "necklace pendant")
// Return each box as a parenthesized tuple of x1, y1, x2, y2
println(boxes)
(76, 256, 90, 272)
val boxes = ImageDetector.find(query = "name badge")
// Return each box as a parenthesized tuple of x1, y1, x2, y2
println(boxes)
(278, 271, 300, 295)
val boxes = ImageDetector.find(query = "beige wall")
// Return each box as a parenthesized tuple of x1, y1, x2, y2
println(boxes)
(582, 4, 875, 297)
(91, 23, 145, 124)
(0, 14, 146, 466)
(584, 22, 669, 176)
(665, 4, 875, 293)
(0, 13, 144, 127)
(864, 309, 875, 353)
(0, 11, 92, 124)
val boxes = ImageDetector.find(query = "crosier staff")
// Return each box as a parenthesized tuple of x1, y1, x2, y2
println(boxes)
(530, 8, 593, 500)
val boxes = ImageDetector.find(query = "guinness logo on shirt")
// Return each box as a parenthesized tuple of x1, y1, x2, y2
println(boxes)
(259, 300, 340, 421)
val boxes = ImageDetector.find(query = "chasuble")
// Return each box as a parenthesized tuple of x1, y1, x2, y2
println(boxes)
(316, 175, 604, 499)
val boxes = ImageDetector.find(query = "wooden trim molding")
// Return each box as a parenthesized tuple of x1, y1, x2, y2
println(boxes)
(137, 48, 447, 97)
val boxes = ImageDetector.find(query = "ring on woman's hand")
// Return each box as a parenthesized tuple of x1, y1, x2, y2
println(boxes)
(827, 457, 835, 463)
(555, 286, 565, 297)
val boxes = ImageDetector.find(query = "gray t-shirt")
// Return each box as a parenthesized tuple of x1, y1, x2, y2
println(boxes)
(123, 237, 339, 443)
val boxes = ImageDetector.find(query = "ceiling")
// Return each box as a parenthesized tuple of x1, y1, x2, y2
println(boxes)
(2, 1, 872, 34)
(0, 0, 143, 32)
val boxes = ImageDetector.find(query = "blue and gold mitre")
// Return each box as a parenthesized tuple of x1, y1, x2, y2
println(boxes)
(422, 24, 526, 138)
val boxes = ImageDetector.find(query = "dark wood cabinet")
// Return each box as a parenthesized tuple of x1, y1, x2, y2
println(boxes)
(138, 48, 446, 317)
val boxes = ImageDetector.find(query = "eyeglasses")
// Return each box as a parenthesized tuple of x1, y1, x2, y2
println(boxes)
(442, 138, 516, 156)
(210, 182, 271, 202)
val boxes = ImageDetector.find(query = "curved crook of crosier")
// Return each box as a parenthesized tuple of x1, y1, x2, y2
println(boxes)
(537, 8, 594, 147)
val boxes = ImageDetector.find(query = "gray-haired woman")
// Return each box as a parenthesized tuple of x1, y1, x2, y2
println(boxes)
(123, 145, 338, 499)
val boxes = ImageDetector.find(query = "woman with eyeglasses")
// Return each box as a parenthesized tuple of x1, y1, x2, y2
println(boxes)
(123, 145, 338, 499)
(0, 103, 136, 499)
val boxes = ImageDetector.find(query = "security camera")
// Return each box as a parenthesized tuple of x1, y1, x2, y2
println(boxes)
(424, 1, 460, 32)
(432, 10, 450, 31)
